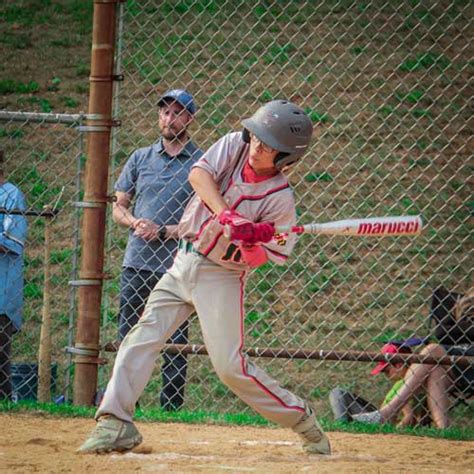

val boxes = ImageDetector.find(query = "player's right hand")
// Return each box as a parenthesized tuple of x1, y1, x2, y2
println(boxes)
(218, 209, 247, 226)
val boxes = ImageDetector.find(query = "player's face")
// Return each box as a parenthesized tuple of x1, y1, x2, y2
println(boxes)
(248, 133, 279, 175)
(159, 101, 193, 141)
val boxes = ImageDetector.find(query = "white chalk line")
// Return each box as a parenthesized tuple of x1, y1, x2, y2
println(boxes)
(112, 452, 217, 462)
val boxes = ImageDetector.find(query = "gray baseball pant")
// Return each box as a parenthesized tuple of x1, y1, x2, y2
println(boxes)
(97, 250, 306, 427)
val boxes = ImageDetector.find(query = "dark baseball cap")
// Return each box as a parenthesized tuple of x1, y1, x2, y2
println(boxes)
(158, 89, 196, 115)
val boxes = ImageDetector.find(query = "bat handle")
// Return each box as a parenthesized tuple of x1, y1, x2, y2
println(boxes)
(274, 225, 305, 234)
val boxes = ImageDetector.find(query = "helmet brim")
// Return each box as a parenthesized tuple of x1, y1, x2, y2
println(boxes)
(241, 118, 296, 154)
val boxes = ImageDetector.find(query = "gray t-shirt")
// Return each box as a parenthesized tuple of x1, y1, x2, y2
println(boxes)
(115, 139, 203, 272)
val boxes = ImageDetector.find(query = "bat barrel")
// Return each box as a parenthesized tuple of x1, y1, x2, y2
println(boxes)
(276, 215, 423, 236)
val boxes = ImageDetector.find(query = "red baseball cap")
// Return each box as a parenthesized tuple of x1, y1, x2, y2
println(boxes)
(370, 343, 411, 375)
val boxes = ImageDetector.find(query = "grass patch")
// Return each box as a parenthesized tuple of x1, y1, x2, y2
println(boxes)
(304, 171, 333, 183)
(1, 401, 472, 440)
(0, 79, 39, 94)
(399, 53, 451, 72)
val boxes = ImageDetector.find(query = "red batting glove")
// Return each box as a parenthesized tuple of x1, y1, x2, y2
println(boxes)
(218, 209, 245, 226)
(240, 244, 268, 268)
(228, 222, 275, 244)
(252, 222, 275, 243)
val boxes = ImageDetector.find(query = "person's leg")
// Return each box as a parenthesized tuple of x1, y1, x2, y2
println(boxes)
(118, 268, 157, 341)
(98, 274, 194, 421)
(160, 319, 189, 411)
(79, 254, 196, 453)
(425, 353, 452, 428)
(192, 258, 329, 454)
(0, 315, 13, 401)
(329, 387, 376, 422)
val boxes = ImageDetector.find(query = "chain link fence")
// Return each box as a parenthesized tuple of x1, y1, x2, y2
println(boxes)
(1, 0, 471, 430)
(99, 0, 472, 426)
(0, 112, 84, 403)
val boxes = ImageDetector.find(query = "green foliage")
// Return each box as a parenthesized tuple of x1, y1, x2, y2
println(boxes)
(350, 46, 366, 55)
(399, 53, 451, 72)
(305, 109, 329, 123)
(61, 96, 79, 108)
(304, 171, 333, 183)
(50, 249, 73, 265)
(47, 77, 61, 92)
(245, 310, 273, 338)
(0, 79, 39, 95)
(75, 60, 90, 78)
(39, 98, 53, 113)
(0, 128, 25, 139)
(395, 90, 424, 104)
(24, 282, 42, 299)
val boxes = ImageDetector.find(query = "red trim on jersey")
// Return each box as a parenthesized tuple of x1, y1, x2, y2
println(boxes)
(194, 215, 214, 240)
(201, 230, 224, 256)
(237, 274, 305, 413)
(232, 183, 290, 211)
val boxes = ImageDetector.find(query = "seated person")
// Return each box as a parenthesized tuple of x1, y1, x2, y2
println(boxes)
(330, 342, 442, 428)
(350, 342, 453, 428)
(350, 288, 474, 429)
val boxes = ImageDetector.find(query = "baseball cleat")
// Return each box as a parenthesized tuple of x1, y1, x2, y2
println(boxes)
(293, 406, 331, 455)
(351, 410, 383, 424)
(77, 415, 143, 454)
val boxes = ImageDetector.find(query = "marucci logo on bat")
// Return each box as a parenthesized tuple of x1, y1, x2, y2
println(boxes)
(357, 219, 420, 235)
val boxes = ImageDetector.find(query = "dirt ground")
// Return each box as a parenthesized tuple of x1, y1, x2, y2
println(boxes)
(1, 414, 473, 473)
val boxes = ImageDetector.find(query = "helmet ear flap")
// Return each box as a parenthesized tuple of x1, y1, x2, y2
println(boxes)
(242, 128, 250, 143)
(274, 152, 297, 170)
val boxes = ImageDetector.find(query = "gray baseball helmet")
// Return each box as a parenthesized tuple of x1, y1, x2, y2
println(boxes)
(241, 100, 313, 169)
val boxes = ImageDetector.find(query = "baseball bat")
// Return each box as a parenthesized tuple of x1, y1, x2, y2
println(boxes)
(277, 215, 422, 236)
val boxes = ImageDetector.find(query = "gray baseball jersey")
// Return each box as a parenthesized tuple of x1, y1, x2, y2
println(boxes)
(178, 132, 298, 270)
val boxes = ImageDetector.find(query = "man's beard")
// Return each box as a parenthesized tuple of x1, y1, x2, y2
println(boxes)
(162, 127, 188, 142)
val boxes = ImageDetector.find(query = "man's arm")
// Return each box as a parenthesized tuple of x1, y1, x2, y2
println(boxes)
(188, 167, 228, 215)
(113, 191, 173, 240)
(112, 191, 139, 229)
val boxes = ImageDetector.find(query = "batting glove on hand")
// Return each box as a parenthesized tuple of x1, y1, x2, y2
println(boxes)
(227, 222, 275, 245)
(218, 209, 246, 226)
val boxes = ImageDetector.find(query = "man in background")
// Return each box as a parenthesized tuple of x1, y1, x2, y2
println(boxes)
(110, 89, 203, 411)
(0, 150, 28, 400)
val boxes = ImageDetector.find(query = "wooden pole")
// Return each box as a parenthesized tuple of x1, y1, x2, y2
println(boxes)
(37, 209, 52, 402)
(73, 0, 118, 406)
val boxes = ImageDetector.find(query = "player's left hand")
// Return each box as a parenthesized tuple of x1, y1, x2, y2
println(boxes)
(227, 221, 275, 244)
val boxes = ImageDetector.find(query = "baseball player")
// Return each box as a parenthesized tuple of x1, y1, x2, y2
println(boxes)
(79, 100, 331, 455)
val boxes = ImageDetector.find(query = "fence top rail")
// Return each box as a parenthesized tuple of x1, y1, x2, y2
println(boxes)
(0, 110, 108, 125)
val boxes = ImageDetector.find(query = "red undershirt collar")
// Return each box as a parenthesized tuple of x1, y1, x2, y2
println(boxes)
(242, 160, 278, 183)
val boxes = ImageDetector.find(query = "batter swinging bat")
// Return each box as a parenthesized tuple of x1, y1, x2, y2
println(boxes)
(277, 215, 422, 236)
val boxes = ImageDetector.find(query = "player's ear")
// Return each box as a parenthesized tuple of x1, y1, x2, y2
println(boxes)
(242, 128, 250, 143)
